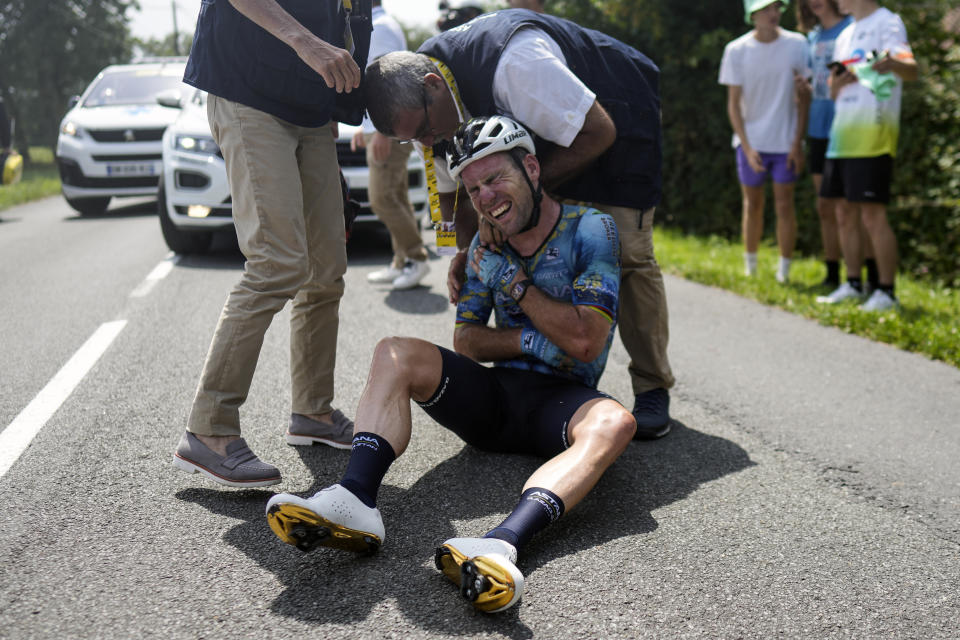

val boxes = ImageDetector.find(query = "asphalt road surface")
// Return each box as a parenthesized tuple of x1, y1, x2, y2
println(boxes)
(1, 197, 958, 639)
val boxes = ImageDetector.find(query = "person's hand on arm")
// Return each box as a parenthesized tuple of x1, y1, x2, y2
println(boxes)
(354, 130, 391, 162)
(350, 128, 365, 152)
(368, 131, 392, 163)
(228, 0, 360, 93)
(727, 85, 764, 173)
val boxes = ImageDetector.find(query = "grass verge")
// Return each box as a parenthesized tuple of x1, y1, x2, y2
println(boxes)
(654, 227, 960, 369)
(0, 147, 61, 212)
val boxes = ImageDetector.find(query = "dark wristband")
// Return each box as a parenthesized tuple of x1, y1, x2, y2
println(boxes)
(510, 278, 535, 303)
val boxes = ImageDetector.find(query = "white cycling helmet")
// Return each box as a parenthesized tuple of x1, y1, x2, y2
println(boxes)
(447, 115, 537, 181)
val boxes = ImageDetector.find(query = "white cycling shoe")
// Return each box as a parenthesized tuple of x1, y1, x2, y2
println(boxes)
(435, 537, 524, 613)
(266, 484, 384, 555)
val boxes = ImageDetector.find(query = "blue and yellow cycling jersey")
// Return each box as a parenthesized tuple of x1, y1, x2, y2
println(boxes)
(455, 204, 621, 388)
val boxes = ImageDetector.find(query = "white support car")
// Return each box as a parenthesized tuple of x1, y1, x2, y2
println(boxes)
(56, 59, 188, 216)
(157, 89, 429, 254)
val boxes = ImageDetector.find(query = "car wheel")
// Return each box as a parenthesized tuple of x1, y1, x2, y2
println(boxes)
(157, 181, 213, 254)
(65, 196, 110, 217)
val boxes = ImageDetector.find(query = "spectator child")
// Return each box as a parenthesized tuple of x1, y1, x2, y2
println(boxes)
(719, 0, 811, 283)
(816, 0, 917, 311)
(797, 0, 852, 289)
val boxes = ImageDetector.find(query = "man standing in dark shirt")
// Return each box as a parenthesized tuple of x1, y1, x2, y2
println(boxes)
(172, 0, 371, 488)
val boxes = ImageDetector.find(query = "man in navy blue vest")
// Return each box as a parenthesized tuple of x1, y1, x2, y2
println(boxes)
(364, 9, 675, 438)
(172, 0, 371, 488)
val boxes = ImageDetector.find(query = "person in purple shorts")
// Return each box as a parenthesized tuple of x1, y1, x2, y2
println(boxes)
(719, 0, 811, 282)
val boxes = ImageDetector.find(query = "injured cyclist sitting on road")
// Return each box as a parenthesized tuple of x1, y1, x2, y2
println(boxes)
(264, 116, 637, 614)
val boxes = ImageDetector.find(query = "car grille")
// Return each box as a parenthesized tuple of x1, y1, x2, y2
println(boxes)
(347, 187, 368, 203)
(66, 175, 160, 188)
(92, 154, 163, 161)
(88, 128, 166, 142)
(57, 158, 158, 188)
(336, 142, 366, 167)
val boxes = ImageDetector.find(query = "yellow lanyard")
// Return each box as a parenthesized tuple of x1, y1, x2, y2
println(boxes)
(422, 57, 467, 255)
(340, 0, 354, 54)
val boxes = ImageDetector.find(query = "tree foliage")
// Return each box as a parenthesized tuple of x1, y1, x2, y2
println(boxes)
(0, 0, 135, 151)
(133, 32, 194, 59)
(548, 0, 960, 285)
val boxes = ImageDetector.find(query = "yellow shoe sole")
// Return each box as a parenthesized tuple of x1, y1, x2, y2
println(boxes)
(267, 503, 381, 555)
(435, 545, 521, 613)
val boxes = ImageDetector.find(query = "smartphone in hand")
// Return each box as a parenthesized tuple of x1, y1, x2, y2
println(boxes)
(827, 61, 846, 75)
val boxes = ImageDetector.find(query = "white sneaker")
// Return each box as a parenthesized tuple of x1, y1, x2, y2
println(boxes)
(816, 281, 864, 304)
(367, 265, 404, 284)
(392, 260, 430, 290)
(265, 484, 385, 554)
(435, 537, 523, 613)
(860, 289, 899, 312)
(776, 257, 791, 283)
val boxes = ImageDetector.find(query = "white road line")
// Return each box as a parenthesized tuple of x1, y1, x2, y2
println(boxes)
(0, 320, 128, 479)
(130, 253, 179, 298)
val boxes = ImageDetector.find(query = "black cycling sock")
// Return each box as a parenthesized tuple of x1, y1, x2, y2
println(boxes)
(484, 487, 565, 551)
(878, 283, 896, 297)
(864, 258, 879, 288)
(825, 260, 840, 283)
(340, 432, 396, 508)
(847, 277, 863, 292)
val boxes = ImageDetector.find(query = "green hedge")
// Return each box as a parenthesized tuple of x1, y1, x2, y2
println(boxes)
(549, 1, 960, 286)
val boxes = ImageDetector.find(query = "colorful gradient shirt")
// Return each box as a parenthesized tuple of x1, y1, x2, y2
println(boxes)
(455, 204, 620, 388)
(827, 8, 914, 159)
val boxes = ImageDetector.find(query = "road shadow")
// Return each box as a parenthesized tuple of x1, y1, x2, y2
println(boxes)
(63, 199, 157, 220)
(174, 234, 246, 270)
(175, 419, 752, 635)
(381, 285, 450, 315)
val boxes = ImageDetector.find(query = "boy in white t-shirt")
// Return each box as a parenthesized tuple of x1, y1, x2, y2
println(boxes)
(719, 0, 811, 283)
(815, 0, 917, 311)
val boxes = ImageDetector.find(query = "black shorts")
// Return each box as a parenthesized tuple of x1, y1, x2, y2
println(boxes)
(416, 346, 614, 458)
(807, 137, 829, 175)
(820, 155, 893, 203)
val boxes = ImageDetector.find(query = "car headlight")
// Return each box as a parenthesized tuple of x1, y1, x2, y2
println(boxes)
(174, 135, 219, 155)
(60, 121, 81, 137)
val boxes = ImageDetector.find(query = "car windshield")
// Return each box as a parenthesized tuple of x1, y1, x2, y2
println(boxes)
(82, 68, 185, 107)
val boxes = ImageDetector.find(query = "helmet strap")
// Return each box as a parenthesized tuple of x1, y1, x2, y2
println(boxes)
(512, 155, 543, 233)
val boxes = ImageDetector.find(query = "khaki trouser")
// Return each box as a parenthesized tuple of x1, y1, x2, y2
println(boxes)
(587, 204, 675, 395)
(188, 96, 347, 436)
(365, 133, 428, 269)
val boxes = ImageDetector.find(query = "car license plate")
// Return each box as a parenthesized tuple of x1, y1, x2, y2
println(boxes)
(106, 163, 156, 176)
